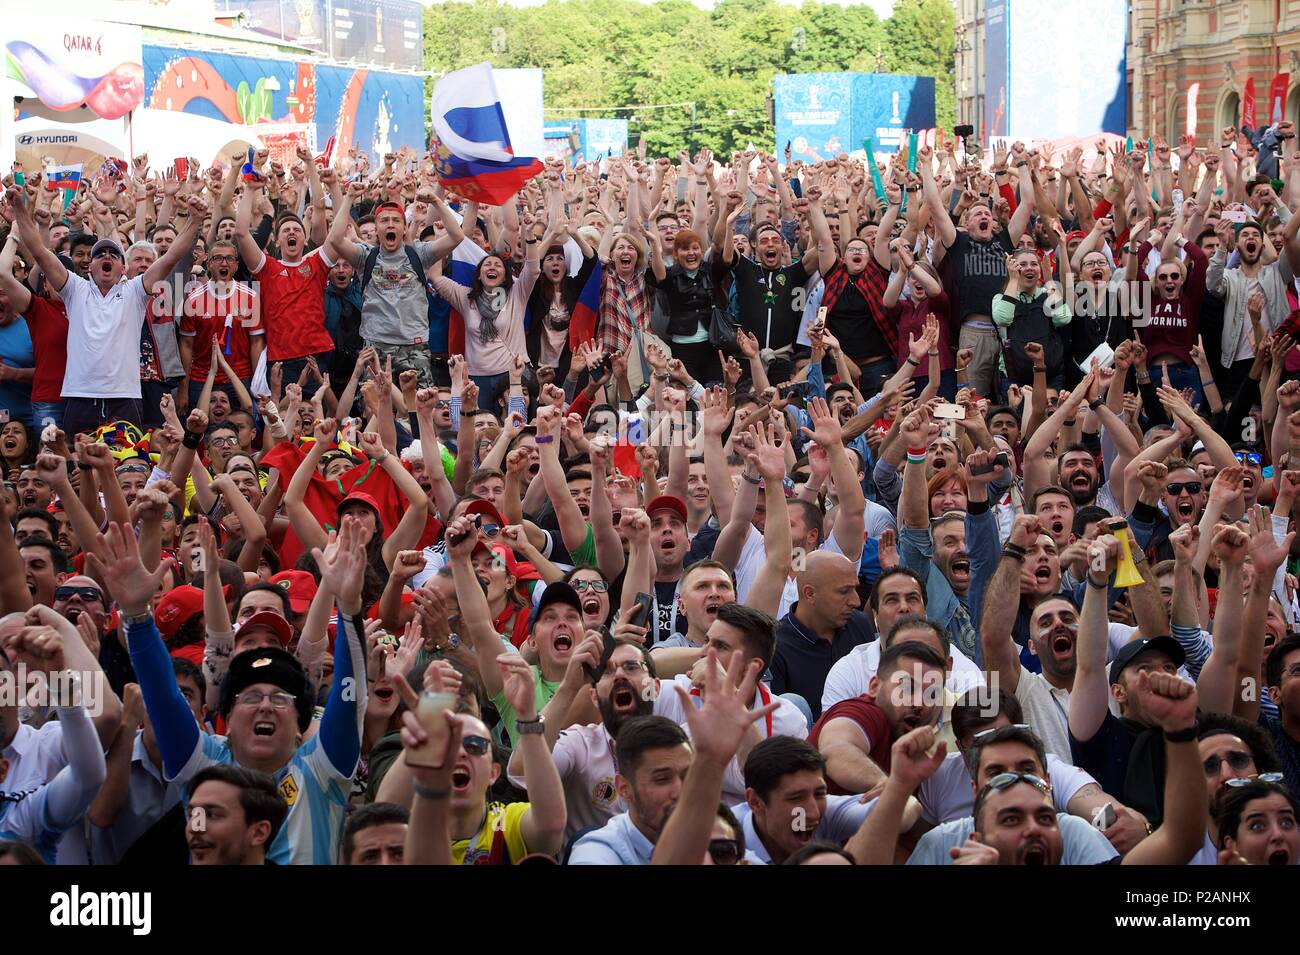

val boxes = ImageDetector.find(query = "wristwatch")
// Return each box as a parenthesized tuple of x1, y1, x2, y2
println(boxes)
(122, 611, 153, 628)
(515, 716, 545, 736)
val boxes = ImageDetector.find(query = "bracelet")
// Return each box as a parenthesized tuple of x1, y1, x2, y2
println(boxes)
(906, 356, 920, 367)
(1088, 398, 1103, 411)
(927, 351, 939, 357)
(1163, 724, 1199, 744)
(182, 430, 202, 449)
(1062, 418, 1077, 427)
(1135, 374, 1151, 384)
(906, 452, 927, 465)
(412, 782, 451, 800)
(1001, 546, 1025, 562)
(742, 471, 762, 485)
(1033, 365, 1047, 373)
(1087, 576, 1109, 589)
(535, 434, 555, 444)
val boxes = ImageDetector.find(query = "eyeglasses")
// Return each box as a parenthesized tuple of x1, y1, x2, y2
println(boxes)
(707, 838, 741, 865)
(234, 690, 296, 710)
(980, 772, 1052, 796)
(1234, 451, 1262, 467)
(1225, 773, 1285, 787)
(971, 723, 1030, 743)
(607, 659, 647, 675)
(434, 399, 450, 409)
(1203, 750, 1254, 776)
(572, 578, 610, 594)
(208, 254, 237, 263)
(1165, 481, 1202, 496)
(462, 735, 491, 757)
(208, 435, 238, 448)
(54, 585, 103, 603)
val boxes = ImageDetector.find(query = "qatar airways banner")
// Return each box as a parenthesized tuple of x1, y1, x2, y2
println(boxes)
(5, 22, 144, 120)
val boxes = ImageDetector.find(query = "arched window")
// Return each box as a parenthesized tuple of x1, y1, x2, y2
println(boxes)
(1219, 90, 1241, 132)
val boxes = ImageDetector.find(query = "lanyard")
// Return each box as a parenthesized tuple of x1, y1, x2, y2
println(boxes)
(651, 580, 681, 644)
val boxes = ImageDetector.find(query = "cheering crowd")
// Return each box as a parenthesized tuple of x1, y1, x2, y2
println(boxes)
(0, 123, 1297, 868)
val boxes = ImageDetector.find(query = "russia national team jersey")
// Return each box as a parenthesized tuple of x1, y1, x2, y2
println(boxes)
(176, 730, 352, 866)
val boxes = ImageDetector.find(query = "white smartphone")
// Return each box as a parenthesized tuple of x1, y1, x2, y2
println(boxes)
(932, 402, 967, 420)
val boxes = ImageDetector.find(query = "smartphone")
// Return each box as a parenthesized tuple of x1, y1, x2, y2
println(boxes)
(970, 450, 1010, 475)
(816, 306, 828, 325)
(1223, 209, 1250, 223)
(954, 124, 975, 138)
(628, 592, 654, 628)
(1093, 802, 1118, 830)
(932, 402, 966, 421)
(447, 514, 481, 548)
(0, 410, 9, 424)
(582, 625, 616, 684)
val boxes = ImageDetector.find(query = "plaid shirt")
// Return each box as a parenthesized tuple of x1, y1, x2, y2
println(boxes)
(598, 268, 650, 356)
(820, 259, 896, 358)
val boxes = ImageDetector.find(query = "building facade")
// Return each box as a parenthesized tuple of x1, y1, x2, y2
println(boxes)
(1130, 0, 1300, 141)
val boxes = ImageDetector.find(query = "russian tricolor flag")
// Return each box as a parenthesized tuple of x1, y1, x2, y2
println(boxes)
(45, 163, 82, 191)
(429, 63, 543, 206)
(569, 259, 602, 349)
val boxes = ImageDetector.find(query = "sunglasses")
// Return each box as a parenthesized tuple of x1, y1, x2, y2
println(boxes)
(1224, 773, 1284, 787)
(1203, 751, 1253, 776)
(462, 735, 491, 757)
(980, 771, 1052, 796)
(55, 585, 104, 603)
(434, 399, 451, 409)
(1165, 481, 1202, 496)
(707, 838, 741, 865)
(91, 249, 122, 261)
(971, 723, 1030, 743)
(1233, 451, 1262, 467)
(572, 578, 609, 594)
(480, 523, 501, 537)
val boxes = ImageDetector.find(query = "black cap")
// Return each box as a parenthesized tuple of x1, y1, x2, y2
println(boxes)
(530, 581, 583, 627)
(219, 646, 313, 731)
(1108, 635, 1186, 686)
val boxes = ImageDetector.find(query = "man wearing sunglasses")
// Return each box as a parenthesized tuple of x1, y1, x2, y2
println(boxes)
(53, 577, 109, 637)
(1187, 714, 1286, 864)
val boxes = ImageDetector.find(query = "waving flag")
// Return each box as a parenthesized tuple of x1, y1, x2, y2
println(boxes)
(44, 164, 82, 191)
(429, 63, 543, 206)
(569, 260, 602, 349)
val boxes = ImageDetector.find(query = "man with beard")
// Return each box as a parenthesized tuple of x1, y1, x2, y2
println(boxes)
(185, 765, 287, 865)
(981, 516, 1083, 759)
(1209, 214, 1300, 402)
(719, 211, 817, 355)
(324, 184, 463, 388)
(234, 176, 334, 390)
(102, 516, 367, 865)
(15, 466, 52, 512)
(508, 636, 656, 838)
(863, 675, 1206, 866)
(808, 638, 948, 794)
(897, 405, 1001, 662)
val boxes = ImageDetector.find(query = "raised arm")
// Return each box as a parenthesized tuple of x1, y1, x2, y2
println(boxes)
(1068, 533, 1121, 742)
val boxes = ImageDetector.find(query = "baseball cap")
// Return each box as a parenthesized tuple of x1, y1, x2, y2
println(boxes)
(154, 585, 205, 643)
(269, 570, 318, 614)
(90, 238, 124, 261)
(1108, 635, 1186, 686)
(531, 580, 583, 626)
(337, 490, 384, 529)
(374, 200, 406, 217)
(645, 495, 688, 523)
(234, 610, 294, 649)
(463, 498, 506, 527)
(219, 646, 312, 730)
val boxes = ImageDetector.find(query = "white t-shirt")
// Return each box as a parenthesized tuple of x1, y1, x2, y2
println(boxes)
(507, 723, 623, 839)
(821, 641, 986, 714)
(655, 674, 808, 805)
(59, 272, 149, 398)
(918, 751, 1097, 824)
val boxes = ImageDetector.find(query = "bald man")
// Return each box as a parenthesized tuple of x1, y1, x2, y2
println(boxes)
(770, 552, 874, 720)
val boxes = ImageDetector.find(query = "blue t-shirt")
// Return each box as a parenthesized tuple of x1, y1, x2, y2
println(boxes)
(0, 318, 35, 426)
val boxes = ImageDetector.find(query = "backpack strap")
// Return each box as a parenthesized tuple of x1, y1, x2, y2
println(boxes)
(360, 245, 382, 296)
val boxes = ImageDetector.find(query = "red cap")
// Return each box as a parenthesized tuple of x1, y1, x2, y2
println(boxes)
(154, 585, 205, 642)
(338, 491, 385, 528)
(234, 611, 293, 648)
(269, 570, 318, 614)
(1066, 230, 1088, 243)
(367, 590, 416, 620)
(645, 495, 688, 523)
(374, 200, 406, 218)
(463, 498, 506, 527)
(470, 541, 540, 583)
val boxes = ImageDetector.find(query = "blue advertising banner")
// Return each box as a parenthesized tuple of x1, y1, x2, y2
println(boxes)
(774, 72, 855, 163)
(983, 0, 1009, 143)
(543, 119, 628, 163)
(851, 74, 936, 151)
